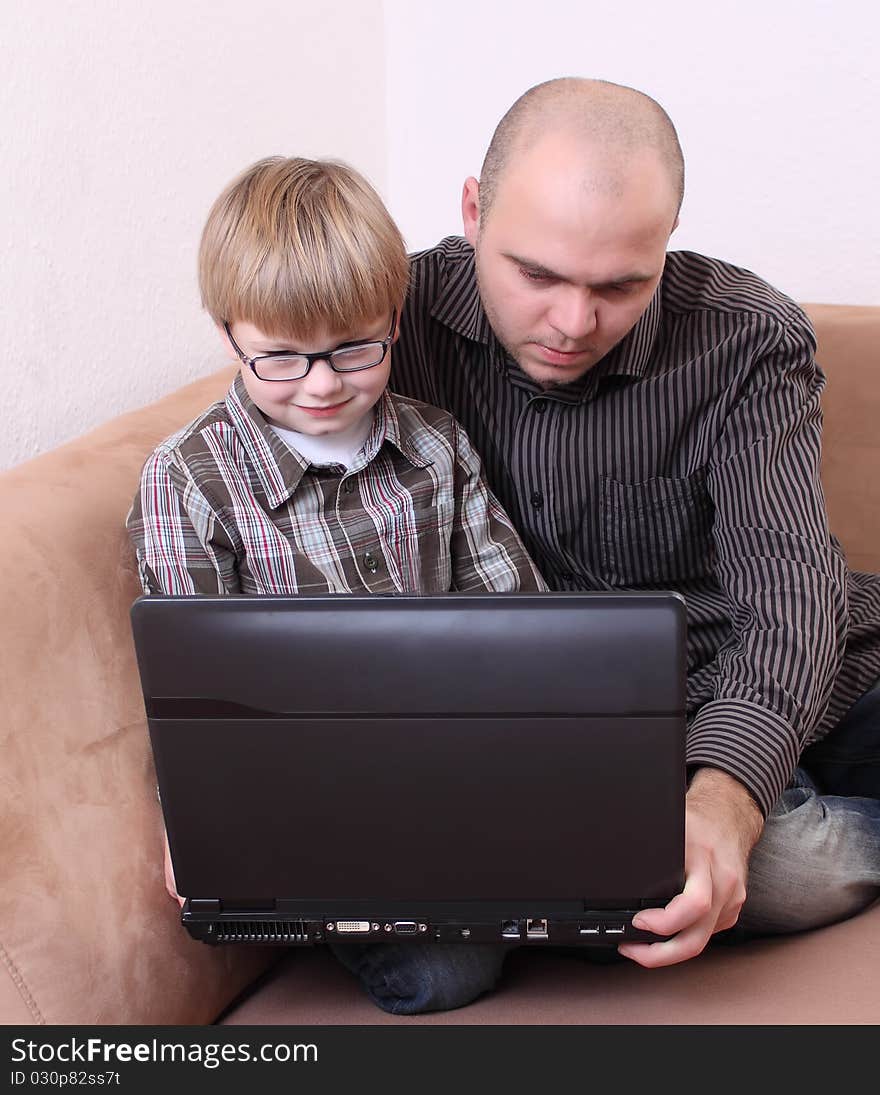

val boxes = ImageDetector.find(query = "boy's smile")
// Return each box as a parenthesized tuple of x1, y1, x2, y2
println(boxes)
(227, 314, 395, 436)
(294, 398, 356, 418)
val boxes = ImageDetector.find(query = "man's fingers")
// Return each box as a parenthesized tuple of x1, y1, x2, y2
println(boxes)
(631, 853, 714, 937)
(618, 918, 714, 968)
(632, 889, 712, 938)
(626, 887, 746, 968)
(624, 841, 747, 966)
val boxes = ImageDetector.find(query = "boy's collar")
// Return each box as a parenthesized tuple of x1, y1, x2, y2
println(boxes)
(369, 392, 435, 469)
(227, 378, 431, 508)
(227, 375, 309, 506)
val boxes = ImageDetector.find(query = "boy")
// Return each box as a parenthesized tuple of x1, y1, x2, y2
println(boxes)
(127, 156, 545, 1015)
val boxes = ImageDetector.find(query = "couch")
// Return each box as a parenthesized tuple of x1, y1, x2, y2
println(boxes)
(2, 303, 878, 1027)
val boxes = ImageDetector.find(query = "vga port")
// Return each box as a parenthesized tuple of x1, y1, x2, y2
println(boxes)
(393, 921, 418, 934)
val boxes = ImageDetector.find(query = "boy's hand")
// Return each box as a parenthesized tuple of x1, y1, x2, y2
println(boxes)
(618, 767, 763, 966)
(164, 831, 185, 908)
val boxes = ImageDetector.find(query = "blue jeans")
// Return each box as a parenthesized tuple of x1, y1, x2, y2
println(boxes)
(331, 679, 880, 1013)
(738, 677, 880, 934)
(328, 940, 509, 1015)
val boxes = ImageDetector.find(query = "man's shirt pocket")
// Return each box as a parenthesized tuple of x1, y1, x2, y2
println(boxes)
(599, 470, 714, 586)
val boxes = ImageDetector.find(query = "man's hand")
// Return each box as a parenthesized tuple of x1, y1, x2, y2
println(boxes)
(164, 831, 185, 908)
(618, 767, 764, 967)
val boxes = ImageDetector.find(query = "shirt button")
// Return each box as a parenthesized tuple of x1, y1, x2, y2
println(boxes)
(343, 480, 355, 494)
(363, 551, 379, 573)
(533, 401, 547, 414)
(559, 571, 574, 582)
(530, 490, 544, 510)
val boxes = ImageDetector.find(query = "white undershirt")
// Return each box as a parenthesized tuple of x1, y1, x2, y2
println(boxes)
(270, 410, 374, 470)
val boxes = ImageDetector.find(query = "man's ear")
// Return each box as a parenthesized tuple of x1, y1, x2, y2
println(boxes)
(461, 177, 481, 246)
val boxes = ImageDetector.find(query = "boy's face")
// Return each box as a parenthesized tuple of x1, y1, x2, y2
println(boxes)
(226, 313, 395, 436)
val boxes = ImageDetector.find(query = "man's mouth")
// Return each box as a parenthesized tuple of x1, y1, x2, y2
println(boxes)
(532, 343, 595, 366)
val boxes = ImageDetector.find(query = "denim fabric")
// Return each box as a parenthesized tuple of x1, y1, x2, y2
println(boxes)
(801, 679, 880, 797)
(328, 940, 508, 1015)
(738, 677, 880, 935)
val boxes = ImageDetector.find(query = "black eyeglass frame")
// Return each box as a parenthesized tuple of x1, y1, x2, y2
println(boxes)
(224, 310, 397, 382)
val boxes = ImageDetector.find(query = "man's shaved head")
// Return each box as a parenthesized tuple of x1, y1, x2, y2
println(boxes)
(478, 77, 684, 227)
(461, 78, 683, 388)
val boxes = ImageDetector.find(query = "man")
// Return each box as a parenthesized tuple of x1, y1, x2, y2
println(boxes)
(392, 77, 880, 970)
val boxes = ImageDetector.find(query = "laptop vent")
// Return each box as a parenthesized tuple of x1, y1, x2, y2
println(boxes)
(211, 920, 309, 943)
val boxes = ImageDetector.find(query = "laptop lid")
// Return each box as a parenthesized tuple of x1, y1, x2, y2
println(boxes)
(131, 591, 686, 944)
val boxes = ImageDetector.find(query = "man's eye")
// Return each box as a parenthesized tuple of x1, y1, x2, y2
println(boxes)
(520, 268, 552, 284)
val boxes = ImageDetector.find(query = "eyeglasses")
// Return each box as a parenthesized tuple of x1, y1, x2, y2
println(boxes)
(224, 311, 397, 382)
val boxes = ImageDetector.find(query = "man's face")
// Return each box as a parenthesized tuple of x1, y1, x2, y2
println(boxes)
(227, 314, 394, 436)
(463, 136, 678, 388)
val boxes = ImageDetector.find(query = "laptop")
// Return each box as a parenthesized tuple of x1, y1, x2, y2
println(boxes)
(130, 591, 686, 947)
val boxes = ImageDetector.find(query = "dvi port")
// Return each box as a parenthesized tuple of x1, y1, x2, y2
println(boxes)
(334, 920, 371, 934)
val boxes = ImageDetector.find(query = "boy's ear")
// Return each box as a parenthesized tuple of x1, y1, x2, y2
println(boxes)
(216, 320, 237, 362)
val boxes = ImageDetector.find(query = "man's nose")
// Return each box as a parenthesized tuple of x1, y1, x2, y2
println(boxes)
(547, 287, 598, 341)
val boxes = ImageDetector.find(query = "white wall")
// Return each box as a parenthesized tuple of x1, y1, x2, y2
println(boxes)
(384, 0, 880, 305)
(0, 0, 386, 470)
(4, 0, 878, 469)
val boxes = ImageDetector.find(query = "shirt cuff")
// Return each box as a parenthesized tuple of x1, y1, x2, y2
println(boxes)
(685, 699, 802, 818)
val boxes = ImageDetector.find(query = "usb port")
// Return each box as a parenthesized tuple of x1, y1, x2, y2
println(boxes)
(526, 918, 549, 939)
(578, 925, 601, 935)
(603, 923, 625, 935)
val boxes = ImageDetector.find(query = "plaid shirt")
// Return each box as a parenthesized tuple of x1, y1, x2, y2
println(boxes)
(127, 374, 546, 597)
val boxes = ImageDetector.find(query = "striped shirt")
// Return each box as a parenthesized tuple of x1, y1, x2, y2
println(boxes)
(127, 373, 546, 598)
(391, 236, 880, 817)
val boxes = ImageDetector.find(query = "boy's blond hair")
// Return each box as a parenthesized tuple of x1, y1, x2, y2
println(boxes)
(199, 156, 409, 338)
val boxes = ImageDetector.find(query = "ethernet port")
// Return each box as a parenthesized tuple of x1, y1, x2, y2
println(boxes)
(525, 918, 548, 939)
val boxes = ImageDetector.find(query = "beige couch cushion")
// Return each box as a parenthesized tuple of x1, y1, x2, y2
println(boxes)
(221, 901, 880, 1024)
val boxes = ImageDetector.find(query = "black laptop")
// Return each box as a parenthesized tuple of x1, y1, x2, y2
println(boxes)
(130, 591, 686, 947)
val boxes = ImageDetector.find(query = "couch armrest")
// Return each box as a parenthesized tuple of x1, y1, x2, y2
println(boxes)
(0, 368, 275, 1024)
(803, 303, 880, 575)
